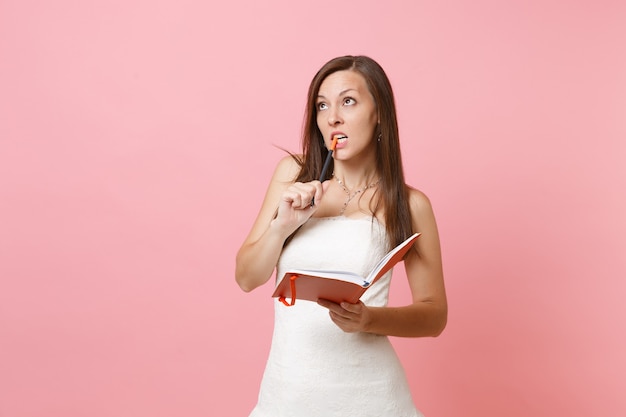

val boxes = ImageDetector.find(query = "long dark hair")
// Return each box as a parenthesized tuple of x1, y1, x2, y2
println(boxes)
(294, 55, 413, 248)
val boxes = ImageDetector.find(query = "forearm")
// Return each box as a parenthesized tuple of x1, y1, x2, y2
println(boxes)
(235, 220, 291, 292)
(364, 301, 447, 338)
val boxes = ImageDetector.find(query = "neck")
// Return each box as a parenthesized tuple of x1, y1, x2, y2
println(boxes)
(332, 166, 379, 191)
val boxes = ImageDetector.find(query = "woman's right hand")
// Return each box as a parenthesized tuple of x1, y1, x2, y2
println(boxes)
(272, 180, 326, 236)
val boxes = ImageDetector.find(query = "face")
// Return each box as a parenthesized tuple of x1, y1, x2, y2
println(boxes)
(316, 70, 379, 161)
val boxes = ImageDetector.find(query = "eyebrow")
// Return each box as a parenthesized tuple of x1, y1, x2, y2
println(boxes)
(317, 88, 358, 100)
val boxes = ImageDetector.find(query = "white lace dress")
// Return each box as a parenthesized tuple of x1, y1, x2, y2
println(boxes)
(249, 217, 423, 417)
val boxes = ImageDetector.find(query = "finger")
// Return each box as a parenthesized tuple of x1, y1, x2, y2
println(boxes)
(317, 299, 340, 310)
(290, 182, 317, 208)
(312, 180, 325, 204)
(303, 193, 318, 209)
(284, 190, 311, 210)
(281, 190, 303, 208)
(328, 312, 358, 333)
(329, 311, 348, 323)
(298, 195, 310, 209)
(339, 301, 362, 314)
(319, 300, 350, 318)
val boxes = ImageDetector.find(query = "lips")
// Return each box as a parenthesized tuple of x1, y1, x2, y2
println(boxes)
(332, 133, 348, 144)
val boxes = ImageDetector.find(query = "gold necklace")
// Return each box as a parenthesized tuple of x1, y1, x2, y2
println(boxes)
(333, 174, 380, 214)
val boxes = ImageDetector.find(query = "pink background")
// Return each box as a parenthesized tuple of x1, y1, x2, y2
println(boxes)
(1, 1, 625, 416)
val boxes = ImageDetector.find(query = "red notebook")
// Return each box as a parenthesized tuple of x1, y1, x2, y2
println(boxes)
(272, 233, 420, 306)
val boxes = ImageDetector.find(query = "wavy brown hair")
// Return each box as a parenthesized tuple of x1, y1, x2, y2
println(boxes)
(293, 55, 413, 249)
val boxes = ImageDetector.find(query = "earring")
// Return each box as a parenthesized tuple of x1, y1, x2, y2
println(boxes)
(377, 133, 382, 142)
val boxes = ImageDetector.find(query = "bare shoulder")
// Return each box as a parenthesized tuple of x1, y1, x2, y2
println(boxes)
(272, 154, 302, 183)
(242, 154, 303, 243)
(264, 154, 303, 205)
(405, 186, 442, 262)
(407, 186, 435, 217)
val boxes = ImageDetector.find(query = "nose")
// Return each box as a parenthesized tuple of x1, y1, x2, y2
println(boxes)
(328, 107, 342, 126)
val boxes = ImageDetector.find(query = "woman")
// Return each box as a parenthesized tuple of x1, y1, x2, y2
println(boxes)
(236, 55, 447, 417)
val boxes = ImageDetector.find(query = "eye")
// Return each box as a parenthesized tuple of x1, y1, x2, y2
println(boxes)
(343, 97, 356, 106)
(317, 102, 328, 111)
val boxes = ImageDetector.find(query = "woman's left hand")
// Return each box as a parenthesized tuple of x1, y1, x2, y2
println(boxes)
(317, 299, 372, 333)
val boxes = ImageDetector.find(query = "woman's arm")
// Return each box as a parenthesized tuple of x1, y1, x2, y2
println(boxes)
(235, 155, 325, 292)
(318, 188, 447, 337)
